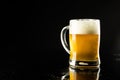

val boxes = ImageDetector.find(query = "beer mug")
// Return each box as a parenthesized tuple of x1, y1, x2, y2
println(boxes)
(60, 19, 100, 69)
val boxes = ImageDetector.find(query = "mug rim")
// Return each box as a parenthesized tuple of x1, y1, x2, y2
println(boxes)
(70, 18, 100, 21)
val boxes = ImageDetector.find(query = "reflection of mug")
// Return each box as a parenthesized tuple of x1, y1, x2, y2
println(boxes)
(69, 67, 100, 80)
(60, 19, 100, 68)
(61, 67, 100, 80)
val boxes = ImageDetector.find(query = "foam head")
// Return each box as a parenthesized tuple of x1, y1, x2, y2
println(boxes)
(69, 19, 100, 34)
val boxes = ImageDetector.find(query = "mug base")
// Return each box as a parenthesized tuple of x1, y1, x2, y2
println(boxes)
(69, 60, 100, 70)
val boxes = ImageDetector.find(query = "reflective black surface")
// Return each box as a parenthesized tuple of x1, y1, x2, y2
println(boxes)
(1, 53, 120, 80)
(38, 52, 120, 80)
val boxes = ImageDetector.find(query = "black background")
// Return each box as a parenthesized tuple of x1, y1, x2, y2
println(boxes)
(1, 0, 120, 80)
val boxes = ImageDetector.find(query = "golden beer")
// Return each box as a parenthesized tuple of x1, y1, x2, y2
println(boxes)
(69, 34, 99, 61)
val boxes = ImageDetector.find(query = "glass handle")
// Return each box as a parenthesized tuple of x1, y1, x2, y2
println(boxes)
(60, 26, 70, 54)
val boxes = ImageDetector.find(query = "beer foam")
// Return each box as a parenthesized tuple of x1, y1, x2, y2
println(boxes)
(69, 19, 100, 34)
